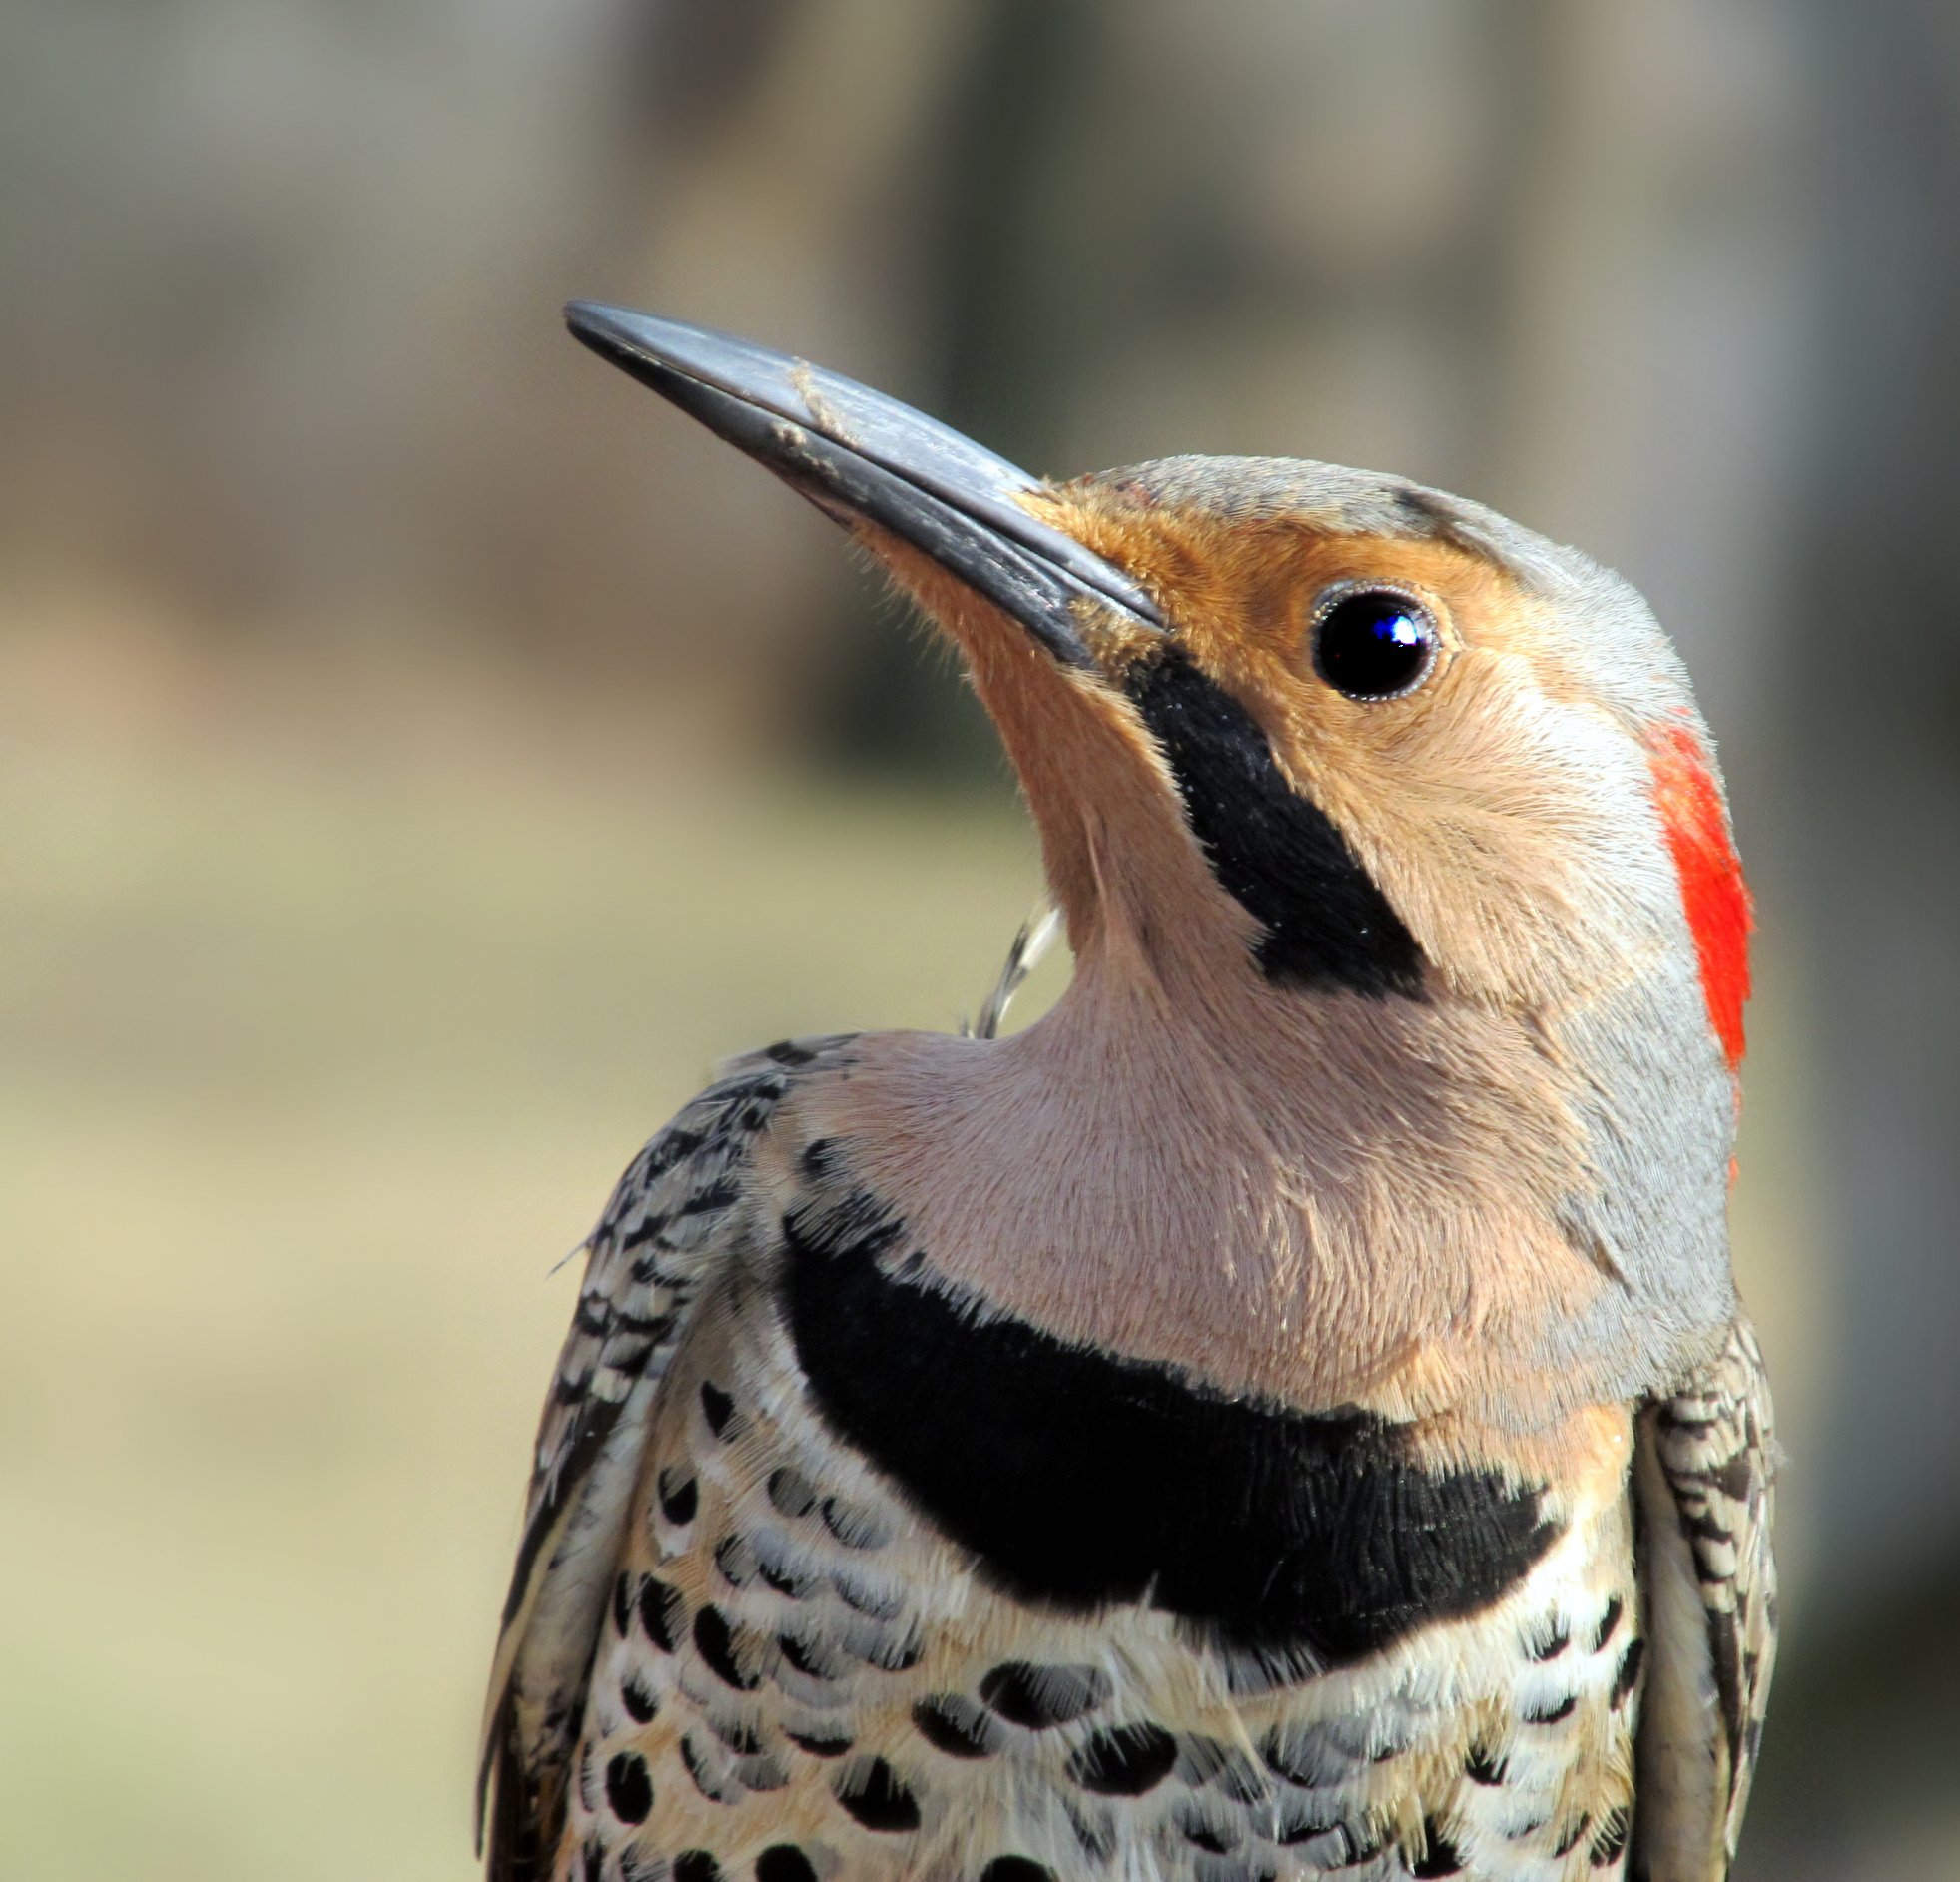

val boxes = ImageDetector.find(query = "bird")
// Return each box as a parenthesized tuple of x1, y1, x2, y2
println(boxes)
(477, 303, 1775, 1882)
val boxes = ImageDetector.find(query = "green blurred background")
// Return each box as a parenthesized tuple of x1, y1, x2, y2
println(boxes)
(2, 2, 1956, 1877)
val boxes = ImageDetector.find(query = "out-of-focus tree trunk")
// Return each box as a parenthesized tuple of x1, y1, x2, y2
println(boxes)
(1735, 4, 1960, 1872)
(816, 0, 1094, 781)
(1784, 0, 1960, 1576)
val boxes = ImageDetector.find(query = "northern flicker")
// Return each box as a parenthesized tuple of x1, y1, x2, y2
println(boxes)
(478, 306, 1775, 1882)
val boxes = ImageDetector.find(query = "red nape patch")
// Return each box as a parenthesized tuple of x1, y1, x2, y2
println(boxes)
(1647, 724, 1753, 1070)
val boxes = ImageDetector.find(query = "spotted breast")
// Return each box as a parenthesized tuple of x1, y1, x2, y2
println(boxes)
(483, 1041, 1651, 1882)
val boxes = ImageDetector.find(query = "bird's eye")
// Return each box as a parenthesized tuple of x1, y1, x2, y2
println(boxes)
(1312, 587, 1439, 701)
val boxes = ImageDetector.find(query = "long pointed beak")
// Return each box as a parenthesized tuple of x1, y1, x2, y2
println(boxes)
(564, 302, 1161, 668)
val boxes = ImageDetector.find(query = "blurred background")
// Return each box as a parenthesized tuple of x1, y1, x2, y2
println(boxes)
(2, 1, 1955, 1877)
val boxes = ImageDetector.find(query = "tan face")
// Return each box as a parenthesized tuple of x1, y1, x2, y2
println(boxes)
(1013, 482, 1685, 1015)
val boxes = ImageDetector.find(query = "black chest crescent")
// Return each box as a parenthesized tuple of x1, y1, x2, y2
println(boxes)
(781, 1188, 1560, 1667)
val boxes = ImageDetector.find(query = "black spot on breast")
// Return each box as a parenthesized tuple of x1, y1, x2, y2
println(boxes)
(737, 1752, 791, 1793)
(1176, 1735, 1268, 1803)
(1527, 1617, 1572, 1661)
(1259, 1722, 1342, 1788)
(1273, 1801, 1343, 1847)
(1177, 1810, 1240, 1855)
(699, 1380, 738, 1438)
(913, 1694, 1001, 1758)
(709, 1716, 765, 1755)
(1553, 1817, 1591, 1858)
(1335, 1824, 1387, 1866)
(1464, 1742, 1506, 1786)
(833, 1568, 904, 1619)
(604, 1751, 653, 1824)
(778, 1628, 848, 1680)
(681, 1734, 736, 1804)
(674, 1854, 723, 1882)
(834, 1756, 921, 1832)
(715, 1534, 757, 1588)
(1411, 1821, 1464, 1876)
(820, 1495, 892, 1550)
(979, 1661, 1111, 1729)
(851, 1625, 922, 1672)
(1612, 1636, 1646, 1709)
(783, 1196, 1559, 1662)
(755, 1848, 819, 1882)
(786, 1726, 854, 1758)
(1124, 650, 1426, 997)
(1523, 1692, 1578, 1724)
(580, 1837, 604, 1882)
(610, 1571, 633, 1636)
(979, 1862, 1054, 1882)
(637, 1575, 684, 1652)
(621, 1674, 658, 1723)
(800, 1138, 838, 1180)
(1069, 1723, 1178, 1796)
(658, 1467, 699, 1526)
(1590, 1808, 1630, 1866)
(768, 1467, 819, 1518)
(757, 1556, 821, 1600)
(1594, 1594, 1625, 1650)
(694, 1605, 761, 1690)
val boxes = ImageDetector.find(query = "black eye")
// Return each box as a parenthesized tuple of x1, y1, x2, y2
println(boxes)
(1312, 588, 1438, 700)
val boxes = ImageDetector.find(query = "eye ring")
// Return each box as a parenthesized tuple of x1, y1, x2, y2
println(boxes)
(1310, 582, 1443, 702)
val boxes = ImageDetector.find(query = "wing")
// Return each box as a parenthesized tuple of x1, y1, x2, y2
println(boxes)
(476, 1039, 846, 1882)
(1632, 1315, 1779, 1882)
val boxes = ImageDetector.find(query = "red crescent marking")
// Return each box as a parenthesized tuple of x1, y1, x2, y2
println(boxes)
(1647, 724, 1752, 1071)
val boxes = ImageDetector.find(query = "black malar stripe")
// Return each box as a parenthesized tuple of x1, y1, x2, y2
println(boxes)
(1125, 649, 1426, 998)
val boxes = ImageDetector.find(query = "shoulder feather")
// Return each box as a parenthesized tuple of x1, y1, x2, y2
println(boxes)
(1633, 1316, 1779, 1881)
(475, 1037, 850, 1879)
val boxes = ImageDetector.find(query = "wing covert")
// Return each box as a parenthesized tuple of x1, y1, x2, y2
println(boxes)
(1632, 1315, 1778, 1881)
(476, 1039, 847, 1880)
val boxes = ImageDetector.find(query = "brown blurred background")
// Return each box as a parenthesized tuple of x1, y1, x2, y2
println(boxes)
(2, 2, 1956, 1877)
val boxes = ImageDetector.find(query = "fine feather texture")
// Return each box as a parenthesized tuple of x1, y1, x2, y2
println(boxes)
(479, 1042, 854, 1880)
(499, 1046, 1647, 1882)
(1630, 1320, 1778, 1882)
(485, 349, 1773, 1876)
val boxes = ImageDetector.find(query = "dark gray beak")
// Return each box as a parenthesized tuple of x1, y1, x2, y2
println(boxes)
(564, 302, 1161, 668)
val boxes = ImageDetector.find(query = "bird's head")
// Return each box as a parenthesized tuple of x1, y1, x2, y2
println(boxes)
(569, 305, 1750, 1406)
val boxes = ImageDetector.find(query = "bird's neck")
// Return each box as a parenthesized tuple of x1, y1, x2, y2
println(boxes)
(802, 942, 1611, 1426)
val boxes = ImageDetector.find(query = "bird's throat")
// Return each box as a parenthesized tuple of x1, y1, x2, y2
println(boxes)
(796, 957, 1603, 1431)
